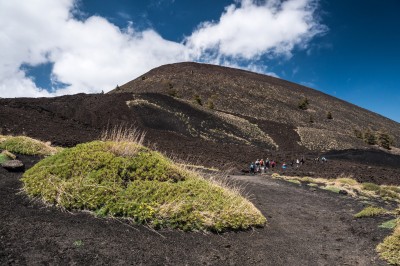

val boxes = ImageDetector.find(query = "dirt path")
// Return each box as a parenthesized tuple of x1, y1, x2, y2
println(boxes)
(0, 157, 390, 265)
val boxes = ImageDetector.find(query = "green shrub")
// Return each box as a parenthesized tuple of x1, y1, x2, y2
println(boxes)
(287, 179, 301, 185)
(21, 141, 266, 231)
(354, 206, 388, 218)
(379, 188, 400, 200)
(0, 135, 60, 156)
(0, 153, 10, 164)
(337, 177, 358, 186)
(323, 186, 341, 193)
(362, 182, 381, 192)
(377, 225, 400, 265)
(299, 177, 316, 183)
(386, 186, 400, 193)
(73, 240, 84, 247)
(379, 219, 398, 230)
(2, 150, 17, 160)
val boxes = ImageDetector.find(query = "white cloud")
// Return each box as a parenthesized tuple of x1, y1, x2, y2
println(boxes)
(0, 0, 325, 98)
(186, 0, 326, 61)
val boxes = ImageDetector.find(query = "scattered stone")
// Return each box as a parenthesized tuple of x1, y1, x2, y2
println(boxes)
(1, 160, 25, 172)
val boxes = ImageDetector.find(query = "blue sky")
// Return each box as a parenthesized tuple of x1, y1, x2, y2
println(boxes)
(1, 0, 399, 122)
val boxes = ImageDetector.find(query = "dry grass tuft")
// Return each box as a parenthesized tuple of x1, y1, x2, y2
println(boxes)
(100, 125, 146, 157)
(101, 125, 146, 144)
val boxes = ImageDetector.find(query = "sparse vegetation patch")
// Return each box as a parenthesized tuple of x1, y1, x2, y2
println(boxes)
(21, 140, 266, 231)
(270, 174, 400, 202)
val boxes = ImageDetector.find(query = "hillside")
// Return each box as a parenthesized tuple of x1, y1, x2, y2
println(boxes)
(1, 62, 400, 184)
(114, 62, 400, 152)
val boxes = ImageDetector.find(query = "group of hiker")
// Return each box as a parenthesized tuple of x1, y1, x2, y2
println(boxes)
(249, 156, 327, 174)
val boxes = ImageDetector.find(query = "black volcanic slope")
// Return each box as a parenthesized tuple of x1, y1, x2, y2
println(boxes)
(115, 62, 400, 151)
(1, 62, 400, 183)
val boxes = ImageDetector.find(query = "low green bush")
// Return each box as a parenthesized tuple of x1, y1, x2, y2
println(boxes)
(362, 182, 381, 192)
(323, 186, 341, 194)
(337, 177, 358, 186)
(0, 153, 10, 164)
(377, 225, 400, 265)
(379, 219, 398, 230)
(0, 135, 60, 156)
(21, 141, 266, 231)
(354, 206, 388, 218)
(287, 179, 301, 185)
(386, 186, 400, 193)
(379, 188, 400, 200)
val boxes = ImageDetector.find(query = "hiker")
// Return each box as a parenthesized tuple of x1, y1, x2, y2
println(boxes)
(271, 160, 276, 168)
(260, 159, 265, 174)
(255, 159, 260, 173)
(296, 159, 300, 167)
(265, 158, 270, 170)
(250, 162, 255, 175)
(300, 157, 305, 165)
(282, 162, 287, 169)
(321, 157, 327, 163)
(290, 160, 294, 167)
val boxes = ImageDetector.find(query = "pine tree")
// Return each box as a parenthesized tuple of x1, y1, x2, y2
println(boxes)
(364, 129, 377, 145)
(193, 94, 202, 106)
(354, 129, 363, 139)
(207, 100, 214, 110)
(377, 131, 394, 150)
(298, 97, 309, 110)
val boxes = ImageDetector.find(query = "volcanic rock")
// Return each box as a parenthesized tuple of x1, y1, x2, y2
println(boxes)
(2, 160, 24, 172)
